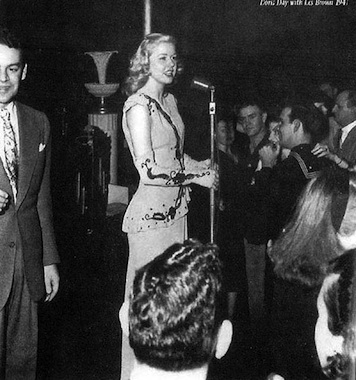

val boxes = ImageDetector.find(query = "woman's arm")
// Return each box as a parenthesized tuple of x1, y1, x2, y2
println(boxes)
(183, 154, 211, 170)
(127, 105, 216, 188)
(312, 143, 350, 169)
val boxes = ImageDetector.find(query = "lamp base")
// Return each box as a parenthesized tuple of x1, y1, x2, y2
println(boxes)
(99, 97, 107, 114)
(84, 83, 120, 114)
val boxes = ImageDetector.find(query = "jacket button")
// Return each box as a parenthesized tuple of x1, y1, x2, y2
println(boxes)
(9, 242, 15, 248)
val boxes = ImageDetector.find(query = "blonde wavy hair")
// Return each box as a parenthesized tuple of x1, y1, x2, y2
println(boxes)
(124, 33, 182, 96)
(270, 167, 356, 287)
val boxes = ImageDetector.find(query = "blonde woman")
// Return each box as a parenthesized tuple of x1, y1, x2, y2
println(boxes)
(120, 33, 218, 379)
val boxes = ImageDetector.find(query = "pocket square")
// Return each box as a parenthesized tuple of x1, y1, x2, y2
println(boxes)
(39, 143, 46, 152)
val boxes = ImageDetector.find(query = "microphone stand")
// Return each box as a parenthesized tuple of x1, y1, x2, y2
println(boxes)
(191, 77, 216, 243)
(209, 86, 216, 243)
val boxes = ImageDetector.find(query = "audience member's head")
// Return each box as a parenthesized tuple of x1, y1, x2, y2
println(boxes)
(266, 111, 281, 145)
(236, 97, 267, 141)
(333, 90, 356, 128)
(120, 239, 232, 379)
(216, 109, 235, 152)
(278, 103, 329, 149)
(216, 119, 235, 149)
(315, 249, 356, 379)
(266, 111, 281, 133)
(311, 89, 335, 118)
(270, 167, 356, 288)
(319, 81, 338, 101)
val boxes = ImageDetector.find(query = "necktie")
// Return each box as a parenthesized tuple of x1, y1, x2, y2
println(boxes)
(0, 108, 18, 198)
(334, 128, 342, 153)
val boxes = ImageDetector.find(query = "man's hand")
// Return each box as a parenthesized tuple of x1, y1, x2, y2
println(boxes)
(196, 168, 219, 190)
(259, 143, 280, 168)
(311, 143, 333, 159)
(199, 158, 211, 169)
(44, 264, 60, 302)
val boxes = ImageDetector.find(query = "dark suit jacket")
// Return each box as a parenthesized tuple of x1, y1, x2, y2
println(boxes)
(334, 124, 356, 164)
(0, 102, 59, 308)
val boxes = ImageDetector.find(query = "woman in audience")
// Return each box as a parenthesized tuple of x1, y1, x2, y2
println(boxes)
(268, 167, 356, 380)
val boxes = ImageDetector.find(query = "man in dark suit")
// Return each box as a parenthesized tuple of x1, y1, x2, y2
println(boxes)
(0, 27, 60, 379)
(313, 89, 356, 169)
(332, 89, 356, 164)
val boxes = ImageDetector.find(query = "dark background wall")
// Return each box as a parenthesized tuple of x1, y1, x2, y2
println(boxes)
(1, 0, 355, 111)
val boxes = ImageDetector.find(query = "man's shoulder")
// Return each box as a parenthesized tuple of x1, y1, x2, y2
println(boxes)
(16, 101, 46, 117)
(290, 144, 321, 164)
(344, 124, 356, 144)
(283, 144, 328, 179)
(16, 102, 50, 129)
(274, 155, 301, 180)
(338, 124, 356, 163)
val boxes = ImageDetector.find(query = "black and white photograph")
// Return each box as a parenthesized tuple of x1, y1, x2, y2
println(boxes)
(0, 1, 355, 379)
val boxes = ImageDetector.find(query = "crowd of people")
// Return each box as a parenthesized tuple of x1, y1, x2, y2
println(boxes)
(2, 22, 356, 380)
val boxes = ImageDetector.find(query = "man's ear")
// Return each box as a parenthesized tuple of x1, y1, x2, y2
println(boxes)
(293, 119, 302, 133)
(119, 301, 130, 338)
(262, 112, 267, 124)
(215, 320, 233, 360)
(21, 64, 27, 81)
(350, 104, 356, 119)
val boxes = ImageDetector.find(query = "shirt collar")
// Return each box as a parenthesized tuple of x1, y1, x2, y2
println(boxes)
(1, 101, 15, 113)
(1, 102, 16, 123)
(342, 119, 356, 134)
(340, 119, 356, 145)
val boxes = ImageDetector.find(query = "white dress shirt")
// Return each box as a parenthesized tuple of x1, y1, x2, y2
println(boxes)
(340, 119, 356, 147)
(0, 101, 20, 163)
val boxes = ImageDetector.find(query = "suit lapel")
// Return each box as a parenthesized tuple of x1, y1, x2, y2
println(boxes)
(333, 128, 342, 153)
(16, 103, 39, 209)
(342, 125, 356, 147)
(340, 126, 356, 161)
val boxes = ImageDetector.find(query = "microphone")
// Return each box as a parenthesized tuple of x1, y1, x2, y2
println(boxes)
(191, 77, 214, 91)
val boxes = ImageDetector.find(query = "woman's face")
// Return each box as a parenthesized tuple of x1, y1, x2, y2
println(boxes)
(315, 274, 344, 369)
(216, 120, 235, 147)
(268, 121, 281, 144)
(148, 42, 177, 87)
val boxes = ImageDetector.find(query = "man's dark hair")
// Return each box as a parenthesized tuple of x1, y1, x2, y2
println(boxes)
(286, 103, 329, 144)
(0, 26, 24, 63)
(129, 239, 223, 371)
(236, 95, 267, 114)
(345, 90, 356, 109)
